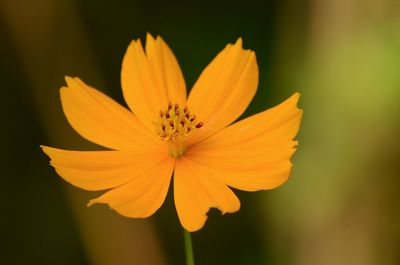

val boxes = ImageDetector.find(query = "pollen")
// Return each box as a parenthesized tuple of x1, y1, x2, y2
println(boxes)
(154, 103, 203, 142)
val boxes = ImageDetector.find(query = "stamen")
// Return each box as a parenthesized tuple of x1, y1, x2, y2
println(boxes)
(153, 102, 204, 157)
(195, 122, 203, 129)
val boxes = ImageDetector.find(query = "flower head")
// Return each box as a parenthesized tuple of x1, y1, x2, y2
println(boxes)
(42, 34, 302, 232)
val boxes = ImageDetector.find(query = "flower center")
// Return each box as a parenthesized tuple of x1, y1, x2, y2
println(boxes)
(154, 103, 203, 158)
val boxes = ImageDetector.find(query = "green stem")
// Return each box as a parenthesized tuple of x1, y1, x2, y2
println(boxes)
(183, 229, 195, 265)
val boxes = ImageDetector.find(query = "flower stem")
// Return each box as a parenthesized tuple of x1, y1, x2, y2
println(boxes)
(183, 229, 195, 265)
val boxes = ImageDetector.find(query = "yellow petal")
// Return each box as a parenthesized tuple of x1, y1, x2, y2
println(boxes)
(174, 157, 240, 232)
(88, 157, 174, 218)
(62, 77, 159, 151)
(121, 34, 187, 128)
(41, 146, 168, 191)
(186, 93, 302, 191)
(186, 38, 258, 144)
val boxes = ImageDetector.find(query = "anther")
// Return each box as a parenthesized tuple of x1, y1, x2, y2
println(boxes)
(159, 110, 164, 117)
(169, 121, 174, 128)
(168, 103, 172, 110)
(195, 122, 203, 129)
(189, 115, 196, 122)
(174, 103, 179, 110)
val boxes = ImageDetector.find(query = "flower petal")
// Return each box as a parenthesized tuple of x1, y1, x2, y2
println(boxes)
(121, 34, 187, 128)
(187, 38, 258, 144)
(62, 77, 159, 151)
(41, 146, 168, 191)
(186, 93, 302, 191)
(174, 157, 240, 232)
(88, 157, 174, 218)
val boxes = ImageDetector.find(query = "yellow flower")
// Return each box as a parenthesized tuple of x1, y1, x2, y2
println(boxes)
(41, 34, 302, 232)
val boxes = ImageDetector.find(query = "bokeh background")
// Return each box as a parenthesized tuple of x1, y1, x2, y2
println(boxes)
(1, 0, 400, 264)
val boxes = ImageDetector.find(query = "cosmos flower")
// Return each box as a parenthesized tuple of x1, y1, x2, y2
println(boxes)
(41, 34, 302, 232)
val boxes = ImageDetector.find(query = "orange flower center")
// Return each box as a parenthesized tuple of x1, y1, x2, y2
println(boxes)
(154, 103, 203, 158)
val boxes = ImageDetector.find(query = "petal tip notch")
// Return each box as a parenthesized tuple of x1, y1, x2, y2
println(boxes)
(64, 75, 76, 86)
(235, 37, 243, 47)
(87, 199, 96, 207)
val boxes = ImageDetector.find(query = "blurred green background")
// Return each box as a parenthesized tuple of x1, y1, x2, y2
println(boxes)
(1, 0, 400, 264)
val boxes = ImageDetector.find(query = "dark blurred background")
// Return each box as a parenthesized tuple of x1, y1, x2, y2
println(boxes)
(1, 0, 400, 264)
